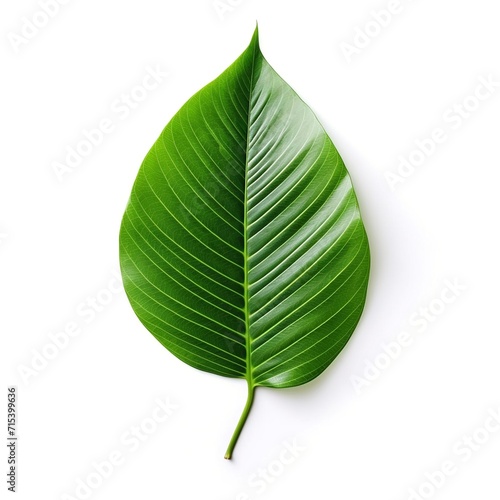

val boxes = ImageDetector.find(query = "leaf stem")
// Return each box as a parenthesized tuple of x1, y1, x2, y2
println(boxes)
(224, 382, 255, 459)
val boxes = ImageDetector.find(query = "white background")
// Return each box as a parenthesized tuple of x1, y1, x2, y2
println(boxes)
(1, 0, 500, 499)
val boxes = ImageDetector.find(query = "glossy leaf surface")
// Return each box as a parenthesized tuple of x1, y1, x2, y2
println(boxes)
(119, 28, 370, 458)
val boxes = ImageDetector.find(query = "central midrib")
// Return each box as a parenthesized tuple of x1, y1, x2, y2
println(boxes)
(224, 32, 260, 460)
(243, 37, 259, 389)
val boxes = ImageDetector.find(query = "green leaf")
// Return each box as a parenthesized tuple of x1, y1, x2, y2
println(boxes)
(119, 27, 370, 459)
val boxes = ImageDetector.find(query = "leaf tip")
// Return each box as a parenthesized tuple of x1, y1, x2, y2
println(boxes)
(250, 22, 260, 51)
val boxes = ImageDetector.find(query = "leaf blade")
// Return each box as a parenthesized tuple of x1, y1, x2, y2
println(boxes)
(119, 27, 370, 456)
